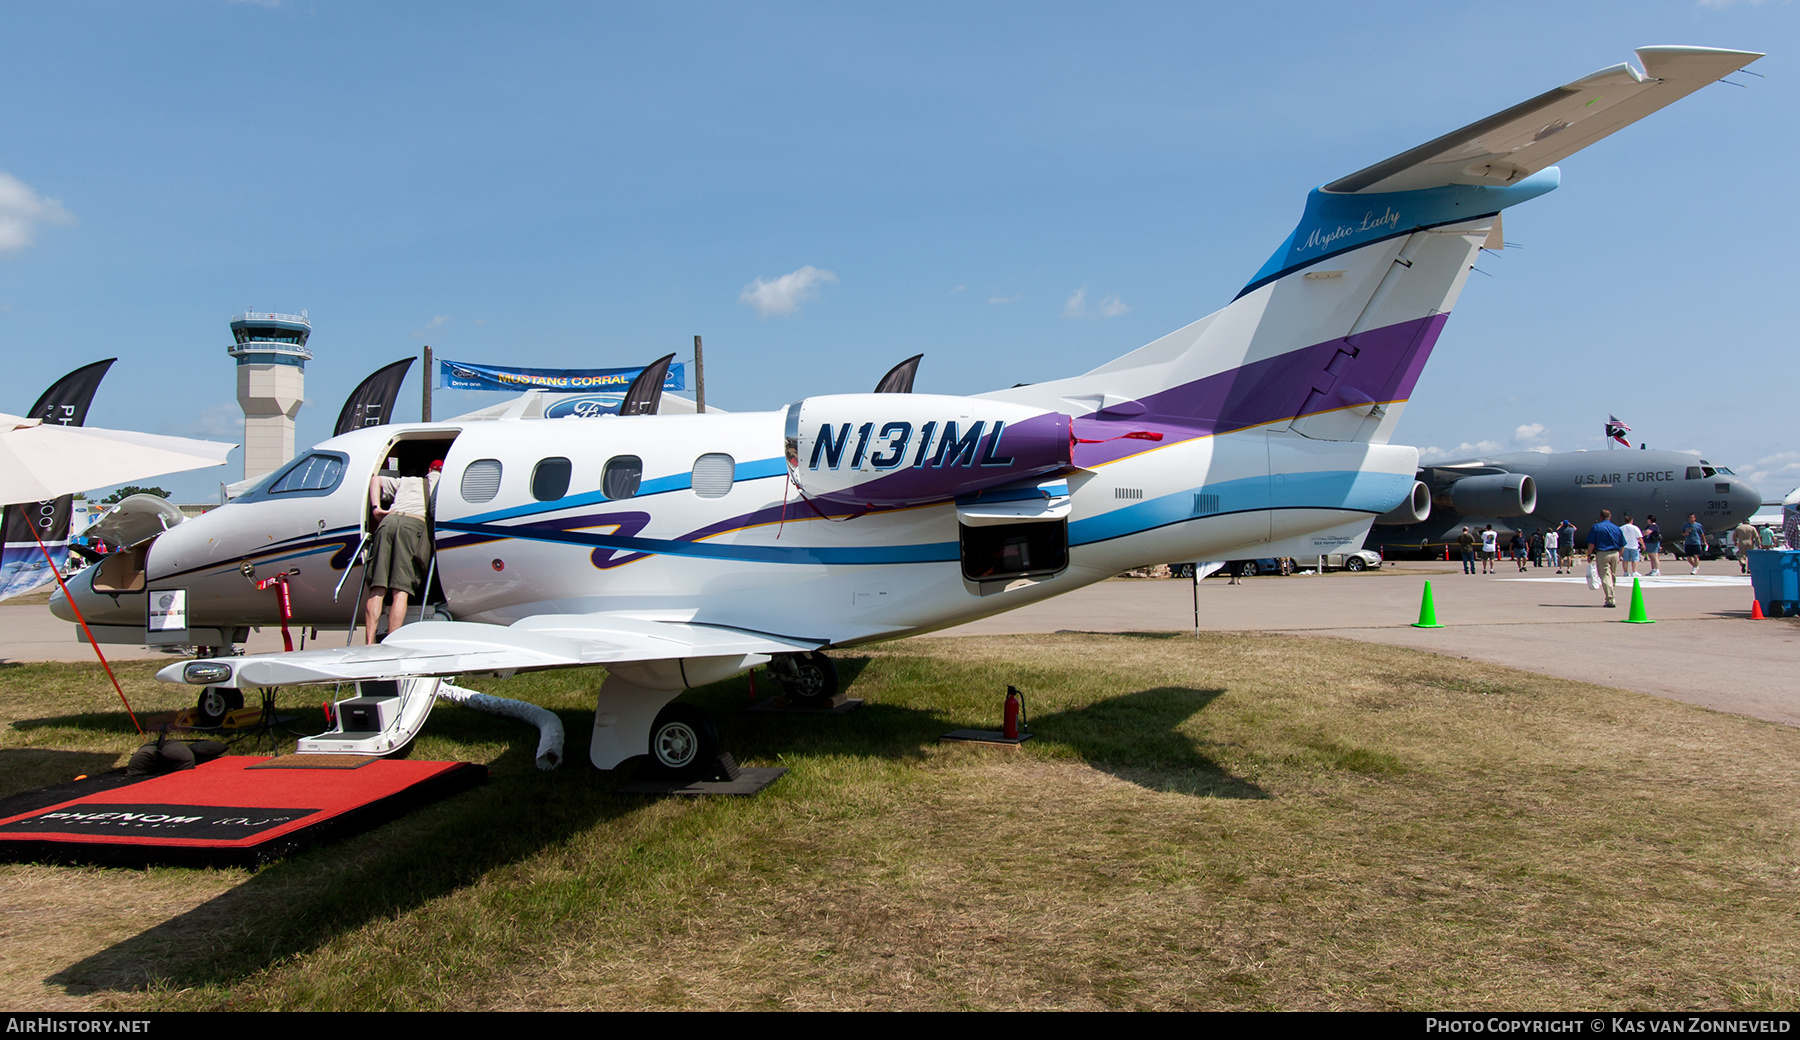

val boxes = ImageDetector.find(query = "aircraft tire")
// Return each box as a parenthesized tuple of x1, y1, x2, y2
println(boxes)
(781, 651, 839, 707)
(1768, 601, 1786, 619)
(194, 687, 244, 728)
(646, 703, 719, 779)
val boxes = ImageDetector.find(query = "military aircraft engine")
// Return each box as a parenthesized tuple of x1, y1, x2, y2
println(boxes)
(784, 394, 1073, 507)
(1374, 481, 1432, 525)
(1440, 473, 1537, 517)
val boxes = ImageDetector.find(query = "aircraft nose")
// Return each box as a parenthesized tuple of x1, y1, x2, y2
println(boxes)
(48, 583, 74, 623)
(1733, 477, 1763, 522)
(47, 571, 134, 627)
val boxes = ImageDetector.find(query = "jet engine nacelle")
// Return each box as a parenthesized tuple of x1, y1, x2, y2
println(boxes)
(1443, 473, 1537, 517)
(784, 394, 1072, 507)
(1374, 481, 1432, 526)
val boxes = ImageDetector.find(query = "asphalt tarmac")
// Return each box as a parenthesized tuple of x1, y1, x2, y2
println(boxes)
(4, 559, 1793, 726)
(935, 559, 1800, 728)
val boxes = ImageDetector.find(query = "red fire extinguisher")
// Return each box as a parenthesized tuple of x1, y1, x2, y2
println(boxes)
(1004, 685, 1026, 740)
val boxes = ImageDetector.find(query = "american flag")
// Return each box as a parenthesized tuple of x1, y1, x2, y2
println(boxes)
(1604, 415, 1632, 448)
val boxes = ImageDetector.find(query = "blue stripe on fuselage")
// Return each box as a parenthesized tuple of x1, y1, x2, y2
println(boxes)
(456, 456, 787, 525)
(437, 469, 1401, 565)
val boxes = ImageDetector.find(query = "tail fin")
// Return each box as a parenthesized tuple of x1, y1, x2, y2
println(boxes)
(988, 47, 1760, 450)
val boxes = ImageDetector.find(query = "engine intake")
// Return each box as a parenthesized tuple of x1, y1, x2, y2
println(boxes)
(1374, 481, 1432, 525)
(1443, 473, 1537, 518)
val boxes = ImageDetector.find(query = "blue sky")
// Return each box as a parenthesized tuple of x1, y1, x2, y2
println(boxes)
(3, 1, 1794, 502)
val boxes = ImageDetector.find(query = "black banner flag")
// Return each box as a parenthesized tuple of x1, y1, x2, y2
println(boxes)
(1, 359, 117, 599)
(333, 358, 415, 437)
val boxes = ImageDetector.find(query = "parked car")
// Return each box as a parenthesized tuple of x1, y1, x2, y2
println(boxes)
(1310, 549, 1382, 572)
(1219, 557, 1292, 577)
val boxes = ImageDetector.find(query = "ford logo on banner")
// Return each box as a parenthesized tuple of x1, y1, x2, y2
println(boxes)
(543, 396, 623, 419)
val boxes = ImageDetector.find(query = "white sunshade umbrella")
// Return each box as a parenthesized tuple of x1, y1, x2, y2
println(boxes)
(0, 412, 235, 507)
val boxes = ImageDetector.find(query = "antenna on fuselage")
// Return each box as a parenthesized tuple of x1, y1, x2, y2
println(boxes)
(873, 354, 923, 394)
(619, 354, 676, 416)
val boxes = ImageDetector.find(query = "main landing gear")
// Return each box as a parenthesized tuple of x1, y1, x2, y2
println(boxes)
(766, 650, 839, 707)
(645, 702, 721, 779)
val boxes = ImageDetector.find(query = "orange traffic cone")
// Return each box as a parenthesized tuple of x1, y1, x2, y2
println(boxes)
(1751, 599, 1765, 620)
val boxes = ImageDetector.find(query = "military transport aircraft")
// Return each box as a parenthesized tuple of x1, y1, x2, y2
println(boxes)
(1365, 448, 1762, 556)
(50, 46, 1763, 775)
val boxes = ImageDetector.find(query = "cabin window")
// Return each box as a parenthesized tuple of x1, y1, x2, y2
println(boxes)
(531, 457, 572, 502)
(602, 456, 642, 500)
(267, 454, 345, 495)
(461, 459, 503, 503)
(1686, 467, 1703, 480)
(691, 453, 735, 498)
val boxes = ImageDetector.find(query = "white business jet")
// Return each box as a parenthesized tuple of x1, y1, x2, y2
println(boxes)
(51, 46, 1761, 775)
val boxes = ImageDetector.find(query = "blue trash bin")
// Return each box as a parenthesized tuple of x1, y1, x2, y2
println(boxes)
(1746, 549, 1800, 616)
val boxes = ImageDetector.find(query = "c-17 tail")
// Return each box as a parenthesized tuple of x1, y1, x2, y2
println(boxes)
(987, 46, 1761, 456)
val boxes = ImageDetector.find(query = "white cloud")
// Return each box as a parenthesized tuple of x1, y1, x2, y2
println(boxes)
(411, 314, 449, 339)
(1514, 422, 1545, 444)
(168, 402, 243, 440)
(739, 265, 837, 317)
(949, 284, 966, 294)
(1745, 452, 1800, 496)
(1419, 440, 1505, 462)
(0, 171, 75, 255)
(1062, 287, 1129, 319)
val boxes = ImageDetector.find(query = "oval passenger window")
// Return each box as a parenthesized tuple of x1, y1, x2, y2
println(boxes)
(602, 456, 642, 500)
(532, 457, 572, 502)
(692, 453, 735, 499)
(461, 459, 503, 503)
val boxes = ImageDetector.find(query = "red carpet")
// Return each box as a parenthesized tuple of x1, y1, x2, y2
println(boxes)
(0, 756, 485, 867)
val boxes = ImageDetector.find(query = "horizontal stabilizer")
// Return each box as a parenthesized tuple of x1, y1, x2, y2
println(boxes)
(158, 615, 824, 687)
(1326, 46, 1762, 194)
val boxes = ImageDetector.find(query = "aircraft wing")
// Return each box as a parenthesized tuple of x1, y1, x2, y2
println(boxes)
(157, 615, 824, 688)
(1325, 46, 1762, 194)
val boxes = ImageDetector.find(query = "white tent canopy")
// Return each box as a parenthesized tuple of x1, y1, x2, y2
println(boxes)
(0, 412, 235, 508)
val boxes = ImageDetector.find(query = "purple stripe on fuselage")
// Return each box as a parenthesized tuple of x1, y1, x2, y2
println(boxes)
(1070, 313, 1448, 468)
(806, 411, 1072, 508)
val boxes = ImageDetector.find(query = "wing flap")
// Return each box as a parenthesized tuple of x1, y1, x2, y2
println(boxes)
(156, 615, 824, 687)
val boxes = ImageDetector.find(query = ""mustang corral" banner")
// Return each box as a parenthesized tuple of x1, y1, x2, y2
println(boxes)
(439, 359, 686, 393)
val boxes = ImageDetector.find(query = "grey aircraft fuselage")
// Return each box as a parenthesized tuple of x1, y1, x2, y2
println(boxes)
(1366, 449, 1761, 554)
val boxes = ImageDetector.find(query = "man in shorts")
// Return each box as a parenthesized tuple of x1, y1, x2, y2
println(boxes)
(1480, 525, 1498, 574)
(364, 459, 442, 644)
(1681, 513, 1707, 575)
(1619, 515, 1643, 578)
(1643, 515, 1663, 576)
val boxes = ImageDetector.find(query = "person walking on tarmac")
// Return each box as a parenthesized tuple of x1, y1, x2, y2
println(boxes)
(1458, 527, 1476, 574)
(1587, 509, 1626, 609)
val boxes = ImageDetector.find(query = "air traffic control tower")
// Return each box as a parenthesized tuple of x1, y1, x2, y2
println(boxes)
(228, 310, 312, 482)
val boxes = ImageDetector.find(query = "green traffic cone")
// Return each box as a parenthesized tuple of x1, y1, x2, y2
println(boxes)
(1412, 580, 1444, 628)
(1623, 576, 1655, 624)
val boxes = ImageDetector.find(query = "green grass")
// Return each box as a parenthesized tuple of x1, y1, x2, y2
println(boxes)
(1, 632, 1797, 1010)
